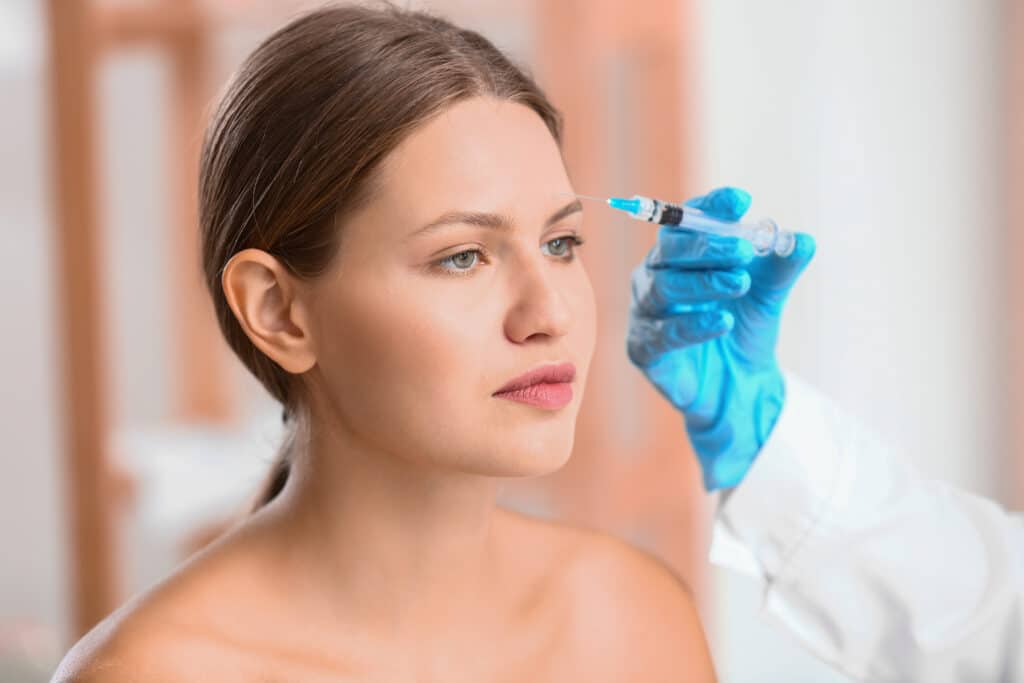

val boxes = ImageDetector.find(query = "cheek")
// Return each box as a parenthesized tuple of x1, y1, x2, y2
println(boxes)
(313, 273, 501, 422)
(310, 270, 517, 469)
(569, 267, 598, 374)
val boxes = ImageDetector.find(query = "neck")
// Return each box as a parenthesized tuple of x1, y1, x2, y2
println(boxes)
(264, 412, 505, 642)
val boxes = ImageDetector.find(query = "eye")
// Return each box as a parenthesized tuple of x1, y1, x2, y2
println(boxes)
(543, 234, 586, 258)
(432, 233, 586, 277)
(435, 248, 485, 275)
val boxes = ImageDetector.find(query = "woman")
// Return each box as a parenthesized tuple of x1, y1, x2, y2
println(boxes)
(53, 3, 716, 680)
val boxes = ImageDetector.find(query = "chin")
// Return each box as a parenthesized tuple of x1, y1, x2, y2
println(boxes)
(462, 438, 576, 478)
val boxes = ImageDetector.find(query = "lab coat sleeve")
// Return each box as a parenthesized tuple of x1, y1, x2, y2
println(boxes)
(708, 372, 1024, 682)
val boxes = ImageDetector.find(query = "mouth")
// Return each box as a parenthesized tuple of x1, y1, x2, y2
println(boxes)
(493, 362, 576, 410)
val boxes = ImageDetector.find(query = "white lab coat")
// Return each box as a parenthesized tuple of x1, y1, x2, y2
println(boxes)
(709, 373, 1024, 682)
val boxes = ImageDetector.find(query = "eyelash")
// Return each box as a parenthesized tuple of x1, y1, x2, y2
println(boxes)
(432, 234, 587, 277)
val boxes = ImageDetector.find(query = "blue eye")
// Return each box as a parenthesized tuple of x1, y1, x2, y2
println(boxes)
(435, 249, 483, 274)
(434, 234, 586, 277)
(543, 236, 582, 257)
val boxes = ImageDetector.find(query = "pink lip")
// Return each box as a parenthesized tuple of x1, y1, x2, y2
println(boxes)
(493, 362, 576, 410)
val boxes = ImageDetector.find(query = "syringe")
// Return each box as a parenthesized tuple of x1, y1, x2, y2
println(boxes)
(602, 194, 796, 257)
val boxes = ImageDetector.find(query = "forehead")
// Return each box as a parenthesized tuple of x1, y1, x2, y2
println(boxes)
(371, 97, 571, 221)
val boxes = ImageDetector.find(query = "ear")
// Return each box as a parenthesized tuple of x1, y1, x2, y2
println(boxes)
(221, 248, 317, 375)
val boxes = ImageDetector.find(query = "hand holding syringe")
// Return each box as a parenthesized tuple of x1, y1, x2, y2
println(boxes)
(571, 192, 797, 257)
(609, 186, 816, 490)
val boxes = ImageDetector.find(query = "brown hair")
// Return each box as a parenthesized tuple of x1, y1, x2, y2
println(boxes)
(199, 2, 563, 511)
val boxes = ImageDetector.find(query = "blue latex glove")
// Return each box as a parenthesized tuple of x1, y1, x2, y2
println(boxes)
(626, 187, 816, 490)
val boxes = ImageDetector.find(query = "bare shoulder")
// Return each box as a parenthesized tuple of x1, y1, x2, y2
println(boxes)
(50, 527, 271, 682)
(50, 594, 197, 682)
(497, 508, 717, 681)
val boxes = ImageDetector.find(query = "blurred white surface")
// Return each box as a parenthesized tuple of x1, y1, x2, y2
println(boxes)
(112, 415, 280, 591)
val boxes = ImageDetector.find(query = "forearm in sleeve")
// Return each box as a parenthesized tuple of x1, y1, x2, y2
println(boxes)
(709, 373, 1024, 682)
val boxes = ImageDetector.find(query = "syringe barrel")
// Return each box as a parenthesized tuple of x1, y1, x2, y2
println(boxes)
(672, 203, 794, 258)
(681, 208, 775, 255)
(618, 195, 796, 257)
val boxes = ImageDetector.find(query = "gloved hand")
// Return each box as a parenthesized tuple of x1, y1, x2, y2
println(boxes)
(626, 187, 815, 490)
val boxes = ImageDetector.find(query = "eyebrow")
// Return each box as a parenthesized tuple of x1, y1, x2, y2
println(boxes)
(407, 199, 584, 240)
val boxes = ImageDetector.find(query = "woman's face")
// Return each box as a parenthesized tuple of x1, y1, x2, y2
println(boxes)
(304, 96, 597, 477)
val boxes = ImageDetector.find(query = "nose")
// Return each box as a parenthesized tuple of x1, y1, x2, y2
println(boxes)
(502, 256, 572, 344)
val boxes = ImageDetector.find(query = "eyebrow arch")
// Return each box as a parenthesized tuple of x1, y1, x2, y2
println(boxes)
(407, 198, 584, 240)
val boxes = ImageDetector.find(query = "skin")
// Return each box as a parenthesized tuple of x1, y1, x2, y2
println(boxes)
(52, 96, 717, 682)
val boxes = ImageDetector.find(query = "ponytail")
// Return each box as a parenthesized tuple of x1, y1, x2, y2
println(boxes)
(250, 406, 298, 512)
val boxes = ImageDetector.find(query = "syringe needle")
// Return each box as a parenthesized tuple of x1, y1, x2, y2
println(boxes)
(556, 191, 606, 203)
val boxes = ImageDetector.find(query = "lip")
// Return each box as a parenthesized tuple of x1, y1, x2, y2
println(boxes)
(493, 362, 576, 410)
(493, 362, 576, 394)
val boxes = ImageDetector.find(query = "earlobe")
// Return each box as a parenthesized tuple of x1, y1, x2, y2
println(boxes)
(221, 248, 317, 375)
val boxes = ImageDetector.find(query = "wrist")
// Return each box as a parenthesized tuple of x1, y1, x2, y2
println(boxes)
(687, 363, 785, 490)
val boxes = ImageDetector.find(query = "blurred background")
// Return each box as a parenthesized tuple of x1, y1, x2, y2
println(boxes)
(1, 0, 1019, 680)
